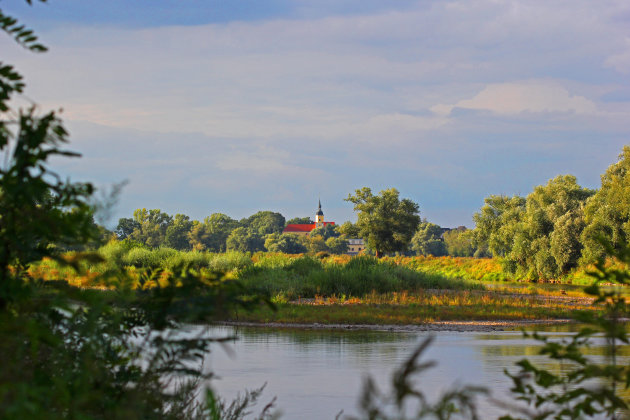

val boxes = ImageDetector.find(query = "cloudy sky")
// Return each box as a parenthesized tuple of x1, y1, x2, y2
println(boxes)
(3, 0, 630, 227)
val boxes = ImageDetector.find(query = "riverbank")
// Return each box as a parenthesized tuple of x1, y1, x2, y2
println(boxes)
(219, 319, 575, 332)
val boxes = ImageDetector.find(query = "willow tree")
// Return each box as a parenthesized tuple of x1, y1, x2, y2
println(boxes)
(345, 187, 420, 258)
(581, 145, 630, 263)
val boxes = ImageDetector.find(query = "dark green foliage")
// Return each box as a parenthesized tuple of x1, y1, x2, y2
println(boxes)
(227, 227, 265, 253)
(473, 175, 595, 280)
(116, 217, 140, 239)
(346, 187, 421, 258)
(310, 223, 339, 240)
(241, 211, 286, 236)
(0, 5, 273, 418)
(165, 213, 194, 250)
(411, 221, 448, 256)
(581, 146, 630, 264)
(286, 216, 312, 225)
(264, 232, 307, 254)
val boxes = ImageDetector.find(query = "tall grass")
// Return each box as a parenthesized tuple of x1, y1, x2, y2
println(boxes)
(238, 255, 480, 299)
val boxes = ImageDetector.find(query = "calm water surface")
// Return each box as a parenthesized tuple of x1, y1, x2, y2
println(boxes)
(199, 325, 628, 419)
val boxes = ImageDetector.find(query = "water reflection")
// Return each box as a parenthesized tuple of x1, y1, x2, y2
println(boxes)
(203, 325, 629, 419)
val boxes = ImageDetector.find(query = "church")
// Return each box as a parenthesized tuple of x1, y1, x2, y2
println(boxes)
(282, 200, 335, 236)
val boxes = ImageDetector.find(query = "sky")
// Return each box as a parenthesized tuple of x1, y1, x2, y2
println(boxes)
(2, 0, 630, 228)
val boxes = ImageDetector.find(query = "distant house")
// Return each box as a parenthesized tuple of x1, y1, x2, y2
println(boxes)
(347, 238, 365, 256)
(282, 200, 335, 236)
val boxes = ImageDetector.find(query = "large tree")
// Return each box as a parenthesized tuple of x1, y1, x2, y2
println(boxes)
(581, 145, 630, 262)
(345, 187, 420, 257)
(411, 222, 447, 257)
(241, 211, 285, 236)
(164, 213, 193, 250)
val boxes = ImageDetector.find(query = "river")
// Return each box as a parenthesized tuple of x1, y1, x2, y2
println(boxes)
(199, 324, 628, 419)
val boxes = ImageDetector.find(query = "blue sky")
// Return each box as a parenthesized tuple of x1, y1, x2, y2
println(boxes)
(3, 0, 630, 227)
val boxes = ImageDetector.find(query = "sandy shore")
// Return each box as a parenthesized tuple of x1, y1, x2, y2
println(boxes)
(218, 319, 574, 332)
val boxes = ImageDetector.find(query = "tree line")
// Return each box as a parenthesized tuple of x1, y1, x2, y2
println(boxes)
(114, 209, 361, 254)
(111, 143, 630, 272)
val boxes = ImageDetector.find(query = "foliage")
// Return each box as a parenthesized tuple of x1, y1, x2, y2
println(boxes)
(338, 221, 361, 238)
(473, 176, 594, 280)
(581, 145, 630, 264)
(346, 187, 421, 257)
(310, 223, 339, 240)
(241, 211, 285, 236)
(0, 4, 273, 418)
(164, 213, 194, 250)
(443, 228, 475, 257)
(226, 227, 265, 253)
(326, 236, 349, 254)
(264, 232, 307, 254)
(286, 216, 312, 225)
(411, 221, 448, 257)
(130, 208, 173, 248)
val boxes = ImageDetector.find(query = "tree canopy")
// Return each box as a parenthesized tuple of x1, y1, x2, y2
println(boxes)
(345, 187, 420, 257)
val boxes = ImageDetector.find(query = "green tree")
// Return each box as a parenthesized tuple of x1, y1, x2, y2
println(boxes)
(472, 195, 526, 258)
(325, 236, 349, 254)
(242, 211, 285, 236)
(310, 223, 338, 240)
(189, 213, 239, 252)
(443, 228, 475, 257)
(226, 227, 264, 252)
(411, 222, 448, 256)
(115, 217, 140, 240)
(264, 232, 307, 254)
(516, 175, 593, 278)
(305, 234, 328, 254)
(164, 213, 193, 250)
(0, 4, 274, 419)
(286, 216, 313, 225)
(337, 221, 361, 238)
(129, 208, 172, 248)
(346, 188, 420, 258)
(581, 145, 630, 263)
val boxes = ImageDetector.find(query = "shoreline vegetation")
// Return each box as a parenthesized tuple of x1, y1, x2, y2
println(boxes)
(28, 243, 624, 326)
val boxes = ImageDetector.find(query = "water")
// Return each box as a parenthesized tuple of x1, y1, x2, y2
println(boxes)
(198, 324, 628, 419)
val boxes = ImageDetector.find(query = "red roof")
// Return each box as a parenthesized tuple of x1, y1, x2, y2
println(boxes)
(283, 222, 335, 233)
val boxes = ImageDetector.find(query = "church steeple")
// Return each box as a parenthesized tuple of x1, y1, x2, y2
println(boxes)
(315, 199, 324, 226)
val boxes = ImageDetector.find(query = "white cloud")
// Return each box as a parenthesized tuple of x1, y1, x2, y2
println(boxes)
(431, 81, 598, 116)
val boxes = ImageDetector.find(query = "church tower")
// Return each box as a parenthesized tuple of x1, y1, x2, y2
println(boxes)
(315, 199, 324, 228)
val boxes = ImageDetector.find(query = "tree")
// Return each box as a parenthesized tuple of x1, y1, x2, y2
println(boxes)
(0, 4, 274, 419)
(472, 195, 526, 258)
(115, 217, 140, 240)
(345, 187, 420, 258)
(164, 213, 193, 250)
(286, 216, 313, 225)
(242, 211, 285, 236)
(337, 221, 360, 238)
(325, 236, 349, 254)
(411, 222, 448, 256)
(226, 227, 264, 252)
(264, 233, 307, 254)
(581, 145, 630, 263)
(129, 208, 173, 248)
(443, 228, 475, 257)
(309, 223, 338, 240)
(188, 213, 239, 252)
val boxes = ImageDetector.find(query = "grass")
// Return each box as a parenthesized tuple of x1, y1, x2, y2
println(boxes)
(25, 241, 625, 325)
(229, 289, 597, 325)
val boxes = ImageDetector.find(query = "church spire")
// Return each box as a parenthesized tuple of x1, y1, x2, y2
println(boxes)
(315, 199, 324, 225)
